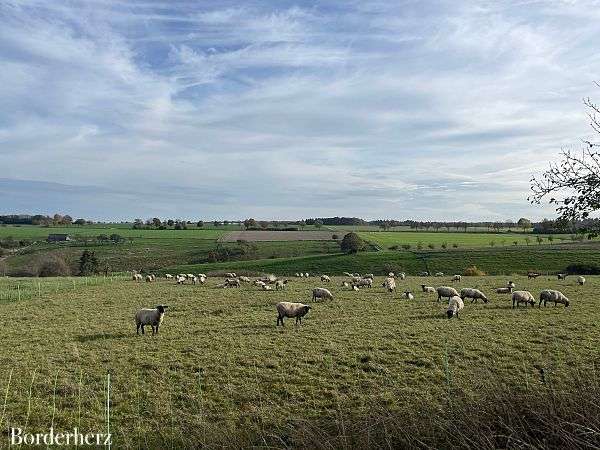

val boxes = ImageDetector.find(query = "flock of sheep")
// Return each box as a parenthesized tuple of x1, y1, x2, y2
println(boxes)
(130, 270, 582, 333)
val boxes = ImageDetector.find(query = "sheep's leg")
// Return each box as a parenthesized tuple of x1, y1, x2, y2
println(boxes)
(140, 324, 145, 335)
(155, 324, 159, 334)
(136, 323, 141, 334)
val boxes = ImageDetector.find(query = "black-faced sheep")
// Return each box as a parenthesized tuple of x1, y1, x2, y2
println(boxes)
(320, 275, 331, 282)
(437, 286, 459, 302)
(382, 277, 396, 292)
(135, 305, 168, 335)
(275, 280, 288, 290)
(402, 291, 414, 300)
(421, 284, 435, 293)
(451, 275, 462, 282)
(539, 290, 570, 307)
(313, 288, 333, 301)
(460, 288, 488, 303)
(578, 276, 586, 286)
(512, 291, 535, 308)
(276, 302, 311, 326)
(447, 296, 464, 319)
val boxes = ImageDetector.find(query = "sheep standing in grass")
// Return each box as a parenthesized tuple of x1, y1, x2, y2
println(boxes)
(305, 273, 310, 278)
(578, 276, 586, 286)
(275, 280, 288, 290)
(165, 274, 173, 280)
(135, 305, 168, 335)
(460, 288, 488, 303)
(512, 291, 535, 308)
(176, 275, 186, 284)
(435, 272, 444, 277)
(508, 281, 516, 290)
(321, 275, 331, 282)
(225, 272, 236, 278)
(447, 296, 464, 319)
(382, 277, 396, 293)
(421, 285, 435, 294)
(313, 288, 333, 301)
(353, 278, 373, 288)
(398, 272, 406, 280)
(436, 286, 459, 302)
(557, 273, 568, 280)
(225, 278, 240, 288)
(388, 272, 395, 278)
(352, 285, 359, 291)
(145, 275, 154, 283)
(262, 284, 273, 291)
(254, 280, 266, 288)
(403, 291, 414, 300)
(527, 272, 541, 279)
(239, 276, 251, 283)
(133, 273, 143, 282)
(451, 275, 462, 282)
(419, 271, 429, 277)
(539, 290, 570, 307)
(276, 302, 311, 326)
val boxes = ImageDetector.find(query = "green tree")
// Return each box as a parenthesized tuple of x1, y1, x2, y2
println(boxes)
(340, 232, 365, 253)
(517, 217, 532, 231)
(314, 219, 324, 229)
(243, 218, 257, 229)
(79, 250, 99, 276)
(197, 220, 204, 228)
(536, 236, 544, 245)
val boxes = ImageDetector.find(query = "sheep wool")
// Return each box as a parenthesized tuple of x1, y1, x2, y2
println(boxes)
(539, 290, 570, 307)
(436, 286, 459, 302)
(460, 288, 488, 303)
(135, 305, 168, 335)
(313, 288, 334, 301)
(447, 296, 464, 319)
(512, 291, 535, 308)
(276, 302, 311, 326)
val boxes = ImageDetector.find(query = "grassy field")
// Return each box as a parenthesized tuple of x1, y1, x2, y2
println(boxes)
(0, 274, 598, 448)
(359, 231, 571, 249)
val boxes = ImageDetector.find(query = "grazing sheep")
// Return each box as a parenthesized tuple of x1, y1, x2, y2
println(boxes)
(437, 286, 459, 302)
(421, 284, 435, 294)
(451, 275, 462, 282)
(225, 272, 236, 278)
(382, 277, 396, 292)
(578, 276, 586, 286)
(198, 275, 206, 284)
(295, 273, 301, 277)
(388, 272, 395, 278)
(239, 276, 251, 283)
(145, 275, 154, 283)
(527, 272, 541, 279)
(192, 276, 199, 285)
(363, 273, 374, 280)
(460, 288, 488, 303)
(398, 272, 406, 280)
(305, 273, 310, 278)
(225, 278, 240, 288)
(508, 281, 516, 289)
(133, 273, 143, 282)
(254, 280, 266, 288)
(299, 273, 304, 277)
(198, 273, 207, 278)
(275, 280, 288, 290)
(262, 284, 273, 291)
(353, 278, 373, 288)
(402, 291, 414, 300)
(135, 305, 168, 335)
(447, 296, 464, 319)
(276, 302, 311, 326)
(165, 274, 173, 280)
(435, 272, 444, 277)
(512, 291, 535, 308)
(320, 275, 331, 282)
(176, 275, 186, 284)
(419, 271, 429, 277)
(496, 286, 513, 294)
(186, 273, 194, 280)
(539, 290, 570, 307)
(313, 288, 334, 301)
(557, 273, 568, 280)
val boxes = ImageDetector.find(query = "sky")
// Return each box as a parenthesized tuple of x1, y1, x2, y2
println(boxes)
(1, 0, 600, 222)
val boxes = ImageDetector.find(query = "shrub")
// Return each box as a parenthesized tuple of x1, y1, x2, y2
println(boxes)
(441, 242, 447, 249)
(79, 250, 99, 276)
(332, 234, 339, 240)
(417, 242, 424, 250)
(388, 245, 399, 250)
(340, 233, 365, 254)
(565, 263, 600, 275)
(452, 243, 458, 248)
(464, 265, 486, 276)
(36, 255, 71, 277)
(427, 243, 435, 249)
(401, 244, 411, 250)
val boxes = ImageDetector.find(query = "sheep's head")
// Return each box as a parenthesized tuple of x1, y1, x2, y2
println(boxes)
(564, 299, 570, 307)
(482, 296, 489, 303)
(156, 305, 168, 314)
(303, 305, 312, 314)
(446, 310, 454, 319)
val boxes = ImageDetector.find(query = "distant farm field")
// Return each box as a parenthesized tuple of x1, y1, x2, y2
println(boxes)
(0, 275, 598, 448)
(359, 231, 572, 248)
(219, 230, 345, 242)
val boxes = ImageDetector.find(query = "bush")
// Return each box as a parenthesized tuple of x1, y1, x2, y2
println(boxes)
(332, 234, 339, 240)
(464, 265, 486, 276)
(565, 263, 600, 275)
(402, 244, 411, 250)
(79, 250, 99, 276)
(427, 243, 435, 249)
(388, 245, 399, 250)
(36, 255, 71, 277)
(340, 232, 365, 254)
(452, 243, 458, 248)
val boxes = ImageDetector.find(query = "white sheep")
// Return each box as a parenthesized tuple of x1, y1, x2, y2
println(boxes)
(578, 276, 586, 286)
(402, 291, 414, 300)
(353, 278, 373, 288)
(460, 288, 488, 304)
(446, 296, 464, 319)
(557, 273, 567, 280)
(135, 305, 168, 335)
(299, 273, 304, 277)
(507, 281, 516, 289)
(305, 273, 310, 278)
(313, 287, 333, 301)
(226, 278, 240, 288)
(435, 272, 444, 277)
(176, 275, 186, 284)
(352, 285, 359, 291)
(419, 271, 430, 277)
(239, 276, 251, 283)
(436, 286, 459, 302)
(165, 274, 173, 280)
(539, 290, 570, 307)
(295, 273, 301, 277)
(186, 273, 194, 279)
(133, 273, 143, 282)
(145, 275, 154, 282)
(262, 284, 273, 291)
(341, 281, 350, 288)
(451, 275, 461, 282)
(421, 284, 435, 293)
(276, 302, 311, 326)
(320, 275, 331, 282)
(398, 272, 406, 280)
(363, 273, 374, 280)
(382, 277, 396, 292)
(512, 291, 535, 308)
(198, 275, 206, 284)
(192, 276, 199, 285)
(496, 287, 514, 294)
(254, 280, 266, 288)
(275, 280, 288, 290)
(388, 272, 395, 278)
(198, 273, 207, 278)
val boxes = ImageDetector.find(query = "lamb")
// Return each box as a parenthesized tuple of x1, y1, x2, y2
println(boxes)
(460, 288, 488, 304)
(186, 273, 194, 280)
(198, 275, 206, 284)
(176, 275, 186, 284)
(507, 281, 516, 290)
(496, 286, 513, 294)
(512, 291, 535, 308)
(305, 273, 310, 278)
(299, 273, 304, 277)
(527, 272, 541, 279)
(447, 296, 464, 319)
(557, 273, 568, 280)
(239, 276, 251, 283)
(451, 275, 462, 282)
(254, 280, 266, 288)
(353, 278, 373, 288)
(435, 272, 444, 277)
(145, 275, 154, 282)
(539, 290, 570, 307)
(320, 275, 331, 282)
(402, 291, 414, 300)
(398, 272, 406, 280)
(352, 285, 359, 291)
(578, 276, 586, 286)
(133, 273, 143, 282)
(262, 284, 273, 291)
(421, 284, 435, 294)
(419, 271, 429, 277)
(295, 273, 301, 277)
(312, 287, 334, 301)
(225, 278, 240, 288)
(276, 302, 311, 326)
(192, 276, 199, 285)
(275, 280, 288, 290)
(165, 274, 173, 280)
(437, 286, 459, 302)
(135, 305, 168, 335)
(382, 277, 396, 292)
(388, 272, 395, 278)
(198, 273, 207, 278)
